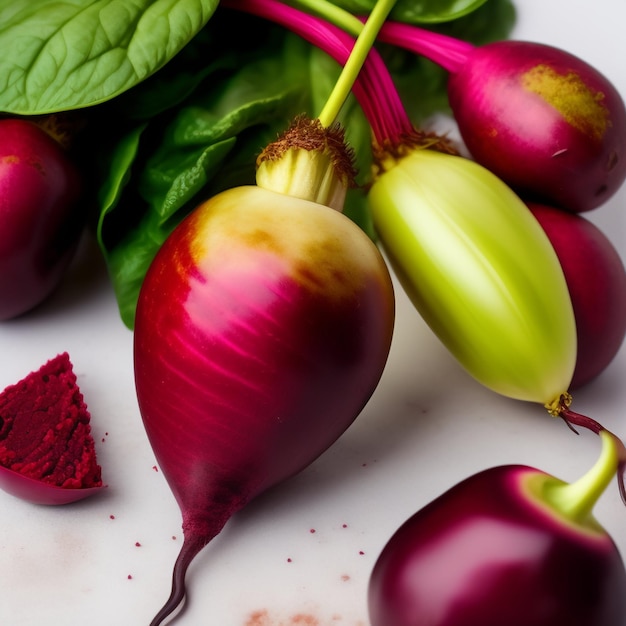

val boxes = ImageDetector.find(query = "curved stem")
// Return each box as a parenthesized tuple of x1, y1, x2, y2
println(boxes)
(293, 0, 364, 35)
(557, 404, 626, 507)
(377, 21, 474, 73)
(222, 0, 413, 144)
(287, 0, 474, 73)
(317, 0, 398, 127)
(149, 534, 209, 626)
(544, 430, 619, 523)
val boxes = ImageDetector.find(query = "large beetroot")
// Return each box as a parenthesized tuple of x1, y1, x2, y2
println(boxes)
(133, 183, 394, 624)
(132, 7, 399, 618)
(376, 26, 626, 213)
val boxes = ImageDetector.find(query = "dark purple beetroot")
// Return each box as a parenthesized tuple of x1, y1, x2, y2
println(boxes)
(528, 202, 626, 388)
(447, 41, 626, 213)
(0, 119, 83, 320)
(369, 432, 626, 626)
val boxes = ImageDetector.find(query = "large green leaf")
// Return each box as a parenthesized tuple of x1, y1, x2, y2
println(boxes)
(0, 0, 217, 114)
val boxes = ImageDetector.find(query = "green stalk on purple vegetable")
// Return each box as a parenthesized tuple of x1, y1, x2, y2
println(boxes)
(369, 430, 626, 625)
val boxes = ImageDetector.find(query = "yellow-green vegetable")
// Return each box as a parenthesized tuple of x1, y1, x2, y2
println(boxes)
(369, 148, 576, 405)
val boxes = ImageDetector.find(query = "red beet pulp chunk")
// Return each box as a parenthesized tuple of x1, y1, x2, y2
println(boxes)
(0, 352, 102, 490)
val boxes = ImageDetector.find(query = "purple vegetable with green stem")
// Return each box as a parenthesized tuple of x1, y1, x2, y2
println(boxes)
(132, 4, 396, 624)
(368, 429, 626, 625)
(229, 0, 626, 489)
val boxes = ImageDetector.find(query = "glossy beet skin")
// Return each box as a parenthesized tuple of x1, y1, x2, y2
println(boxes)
(0, 119, 83, 319)
(369, 464, 626, 626)
(447, 41, 626, 213)
(528, 203, 626, 388)
(135, 186, 394, 511)
(134, 184, 395, 622)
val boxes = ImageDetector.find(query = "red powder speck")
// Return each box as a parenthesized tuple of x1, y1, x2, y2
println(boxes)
(290, 615, 320, 625)
(342, 524, 348, 529)
(109, 514, 115, 520)
(135, 542, 141, 547)
(287, 558, 292, 563)
(244, 609, 270, 625)
(101, 438, 105, 442)
(172, 535, 177, 541)
(127, 574, 133, 580)
(152, 465, 159, 472)
(244, 610, 330, 625)
(341, 574, 351, 582)
(309, 528, 316, 534)
(359, 551, 365, 555)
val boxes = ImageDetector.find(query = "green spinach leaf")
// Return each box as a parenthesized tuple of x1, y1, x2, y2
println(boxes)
(0, 0, 218, 114)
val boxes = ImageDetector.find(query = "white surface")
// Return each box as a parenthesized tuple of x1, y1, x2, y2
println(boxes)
(1, 2, 625, 625)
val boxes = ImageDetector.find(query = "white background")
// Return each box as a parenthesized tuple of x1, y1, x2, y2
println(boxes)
(1, 2, 625, 624)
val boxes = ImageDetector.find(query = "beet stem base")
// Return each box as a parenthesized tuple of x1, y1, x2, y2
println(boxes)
(149, 533, 213, 626)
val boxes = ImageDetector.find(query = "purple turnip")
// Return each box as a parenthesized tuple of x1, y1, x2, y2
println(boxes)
(0, 118, 83, 319)
(377, 25, 626, 212)
(527, 202, 626, 388)
(369, 430, 626, 626)
(133, 182, 394, 623)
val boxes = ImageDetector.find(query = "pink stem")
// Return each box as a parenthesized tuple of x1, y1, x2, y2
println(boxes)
(221, 0, 414, 145)
(377, 20, 474, 74)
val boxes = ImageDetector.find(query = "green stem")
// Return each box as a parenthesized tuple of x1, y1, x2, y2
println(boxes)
(317, 0, 396, 127)
(545, 430, 619, 523)
(294, 0, 363, 34)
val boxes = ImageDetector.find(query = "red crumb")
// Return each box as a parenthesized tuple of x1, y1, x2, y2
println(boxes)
(341, 575, 351, 582)
(127, 574, 133, 580)
(309, 528, 316, 534)
(152, 465, 159, 472)
(135, 542, 141, 547)
(359, 551, 365, 555)
(0, 353, 102, 489)
(110, 515, 115, 520)
(172, 535, 177, 540)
